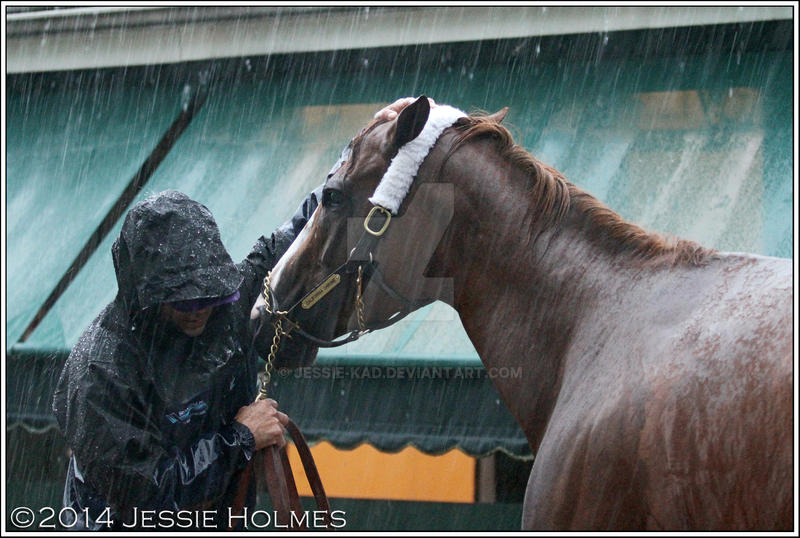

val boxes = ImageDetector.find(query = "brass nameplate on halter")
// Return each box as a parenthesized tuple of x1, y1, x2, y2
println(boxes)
(301, 274, 341, 309)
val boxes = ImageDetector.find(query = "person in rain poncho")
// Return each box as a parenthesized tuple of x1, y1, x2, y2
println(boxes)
(51, 98, 421, 531)
(51, 188, 321, 530)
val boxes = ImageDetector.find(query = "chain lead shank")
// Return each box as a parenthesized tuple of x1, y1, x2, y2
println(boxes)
(257, 271, 287, 401)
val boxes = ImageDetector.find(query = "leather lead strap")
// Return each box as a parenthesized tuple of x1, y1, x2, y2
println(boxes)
(279, 446, 304, 515)
(264, 444, 293, 526)
(227, 461, 253, 531)
(229, 418, 331, 531)
(286, 419, 332, 525)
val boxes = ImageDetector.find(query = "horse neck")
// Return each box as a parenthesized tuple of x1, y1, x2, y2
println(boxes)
(435, 139, 652, 451)
(451, 202, 637, 355)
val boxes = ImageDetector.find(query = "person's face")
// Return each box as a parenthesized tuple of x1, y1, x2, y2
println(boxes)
(160, 304, 214, 336)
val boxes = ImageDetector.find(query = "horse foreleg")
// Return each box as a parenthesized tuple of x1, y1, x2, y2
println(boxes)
(521, 423, 650, 531)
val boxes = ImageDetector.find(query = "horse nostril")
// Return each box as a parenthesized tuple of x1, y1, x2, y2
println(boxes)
(250, 302, 267, 321)
(249, 305, 273, 337)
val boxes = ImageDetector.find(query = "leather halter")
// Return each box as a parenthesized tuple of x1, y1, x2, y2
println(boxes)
(232, 199, 435, 532)
(231, 204, 430, 530)
(259, 203, 433, 349)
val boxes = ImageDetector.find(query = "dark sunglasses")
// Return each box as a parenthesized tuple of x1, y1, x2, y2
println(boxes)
(169, 290, 240, 312)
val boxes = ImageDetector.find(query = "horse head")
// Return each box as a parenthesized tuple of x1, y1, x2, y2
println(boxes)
(250, 96, 496, 368)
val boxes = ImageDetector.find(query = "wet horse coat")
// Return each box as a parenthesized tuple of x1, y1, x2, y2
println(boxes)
(254, 97, 793, 530)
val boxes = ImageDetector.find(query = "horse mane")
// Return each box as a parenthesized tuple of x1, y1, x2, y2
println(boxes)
(449, 113, 713, 266)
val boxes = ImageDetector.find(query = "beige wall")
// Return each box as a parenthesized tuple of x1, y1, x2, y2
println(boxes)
(287, 442, 476, 502)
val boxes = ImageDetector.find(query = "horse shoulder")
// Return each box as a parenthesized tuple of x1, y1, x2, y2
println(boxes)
(635, 254, 793, 529)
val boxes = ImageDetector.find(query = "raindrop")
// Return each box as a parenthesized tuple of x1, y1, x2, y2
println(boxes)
(181, 84, 192, 111)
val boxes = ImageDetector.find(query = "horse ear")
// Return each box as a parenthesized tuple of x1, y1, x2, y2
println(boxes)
(487, 107, 509, 124)
(394, 95, 431, 147)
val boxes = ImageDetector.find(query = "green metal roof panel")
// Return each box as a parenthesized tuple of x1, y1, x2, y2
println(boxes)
(24, 73, 481, 357)
(22, 48, 793, 352)
(506, 49, 792, 259)
(6, 71, 191, 348)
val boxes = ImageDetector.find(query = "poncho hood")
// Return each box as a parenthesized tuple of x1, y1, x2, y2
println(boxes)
(111, 190, 243, 312)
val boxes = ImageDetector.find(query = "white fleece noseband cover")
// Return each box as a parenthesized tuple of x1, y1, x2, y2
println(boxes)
(368, 104, 466, 214)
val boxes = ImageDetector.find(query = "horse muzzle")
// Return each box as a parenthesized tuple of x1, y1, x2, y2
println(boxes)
(250, 292, 269, 321)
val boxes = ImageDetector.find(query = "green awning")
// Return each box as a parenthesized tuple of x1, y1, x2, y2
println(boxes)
(6, 70, 191, 347)
(267, 354, 531, 457)
(6, 348, 531, 457)
(21, 61, 484, 361)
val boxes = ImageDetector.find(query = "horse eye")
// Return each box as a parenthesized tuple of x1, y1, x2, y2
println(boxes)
(322, 188, 345, 208)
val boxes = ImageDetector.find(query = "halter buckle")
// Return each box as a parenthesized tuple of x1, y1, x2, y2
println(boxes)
(364, 205, 392, 237)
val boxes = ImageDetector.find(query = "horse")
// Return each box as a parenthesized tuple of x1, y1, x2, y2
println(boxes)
(250, 96, 793, 531)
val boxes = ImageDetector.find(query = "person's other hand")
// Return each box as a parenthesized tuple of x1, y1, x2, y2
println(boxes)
(235, 398, 289, 450)
(374, 96, 438, 121)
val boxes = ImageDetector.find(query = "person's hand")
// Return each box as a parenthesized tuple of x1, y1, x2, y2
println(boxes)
(234, 398, 289, 450)
(374, 96, 437, 121)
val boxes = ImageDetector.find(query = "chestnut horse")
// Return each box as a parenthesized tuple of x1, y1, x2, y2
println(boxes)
(251, 97, 793, 530)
